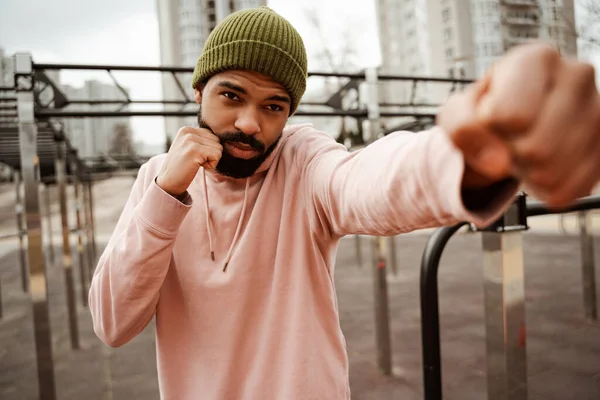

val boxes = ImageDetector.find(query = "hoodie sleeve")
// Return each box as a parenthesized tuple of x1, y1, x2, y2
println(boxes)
(296, 126, 518, 238)
(88, 160, 192, 347)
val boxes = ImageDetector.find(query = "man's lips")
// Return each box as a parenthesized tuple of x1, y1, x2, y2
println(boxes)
(229, 142, 255, 150)
(224, 142, 261, 159)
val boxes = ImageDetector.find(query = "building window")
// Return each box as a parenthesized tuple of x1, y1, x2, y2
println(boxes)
(444, 27, 452, 41)
(445, 47, 453, 60)
(442, 8, 451, 22)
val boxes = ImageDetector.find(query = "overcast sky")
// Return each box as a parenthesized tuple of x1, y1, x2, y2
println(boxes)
(0, 0, 597, 148)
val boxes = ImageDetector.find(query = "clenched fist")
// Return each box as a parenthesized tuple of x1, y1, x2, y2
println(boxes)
(156, 126, 223, 197)
(439, 42, 600, 208)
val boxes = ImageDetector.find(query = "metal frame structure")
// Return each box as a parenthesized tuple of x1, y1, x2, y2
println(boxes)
(420, 194, 600, 400)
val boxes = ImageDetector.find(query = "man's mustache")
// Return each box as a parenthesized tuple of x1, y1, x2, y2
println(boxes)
(217, 131, 265, 153)
(198, 118, 265, 153)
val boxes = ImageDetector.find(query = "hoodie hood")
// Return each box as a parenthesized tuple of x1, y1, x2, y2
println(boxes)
(200, 123, 313, 271)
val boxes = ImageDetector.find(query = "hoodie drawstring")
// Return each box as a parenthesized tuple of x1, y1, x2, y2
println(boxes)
(201, 168, 215, 261)
(201, 167, 250, 272)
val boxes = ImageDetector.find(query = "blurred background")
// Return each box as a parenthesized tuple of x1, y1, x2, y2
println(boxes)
(0, 1, 600, 399)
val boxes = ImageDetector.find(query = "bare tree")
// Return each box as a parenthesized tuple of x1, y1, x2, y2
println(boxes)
(302, 8, 359, 73)
(301, 7, 365, 146)
(559, 0, 600, 55)
(576, 0, 600, 50)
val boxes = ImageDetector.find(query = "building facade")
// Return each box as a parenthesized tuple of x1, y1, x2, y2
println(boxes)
(157, 0, 267, 143)
(375, 0, 475, 110)
(376, 0, 578, 84)
(471, 0, 577, 77)
(62, 80, 133, 159)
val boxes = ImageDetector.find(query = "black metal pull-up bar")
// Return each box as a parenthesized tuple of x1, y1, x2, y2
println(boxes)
(420, 193, 600, 400)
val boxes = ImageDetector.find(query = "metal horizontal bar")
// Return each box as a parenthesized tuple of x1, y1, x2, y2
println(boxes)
(0, 231, 26, 241)
(307, 71, 365, 79)
(527, 195, 600, 217)
(381, 103, 441, 108)
(378, 74, 473, 84)
(31, 63, 473, 84)
(34, 62, 194, 73)
(35, 109, 436, 118)
(67, 99, 190, 105)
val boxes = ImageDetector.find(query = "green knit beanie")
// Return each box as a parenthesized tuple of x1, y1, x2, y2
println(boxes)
(191, 6, 308, 115)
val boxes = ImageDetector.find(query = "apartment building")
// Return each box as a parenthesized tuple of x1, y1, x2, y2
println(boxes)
(376, 0, 577, 84)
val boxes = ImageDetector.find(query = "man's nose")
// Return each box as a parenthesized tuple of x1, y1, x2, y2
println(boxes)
(234, 108, 261, 136)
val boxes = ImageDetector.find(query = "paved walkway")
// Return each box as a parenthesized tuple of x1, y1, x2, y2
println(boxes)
(1, 231, 599, 399)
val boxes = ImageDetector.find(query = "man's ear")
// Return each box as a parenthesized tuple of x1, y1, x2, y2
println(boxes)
(193, 87, 202, 104)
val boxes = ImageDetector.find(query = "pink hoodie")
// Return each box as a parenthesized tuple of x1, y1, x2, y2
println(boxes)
(89, 123, 516, 399)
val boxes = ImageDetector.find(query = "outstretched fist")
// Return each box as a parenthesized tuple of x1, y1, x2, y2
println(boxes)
(439, 42, 600, 208)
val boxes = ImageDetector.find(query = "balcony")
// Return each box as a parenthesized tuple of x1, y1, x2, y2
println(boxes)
(499, 0, 538, 7)
(501, 16, 540, 26)
(502, 31, 539, 47)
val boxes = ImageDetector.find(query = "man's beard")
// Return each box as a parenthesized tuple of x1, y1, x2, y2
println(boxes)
(197, 107, 280, 179)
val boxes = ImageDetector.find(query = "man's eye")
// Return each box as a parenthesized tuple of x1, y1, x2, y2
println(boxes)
(223, 92, 239, 100)
(267, 104, 283, 112)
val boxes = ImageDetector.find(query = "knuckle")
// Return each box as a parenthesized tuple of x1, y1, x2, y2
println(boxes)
(176, 126, 190, 137)
(576, 62, 596, 81)
(577, 64, 597, 94)
(519, 142, 551, 164)
(530, 43, 560, 63)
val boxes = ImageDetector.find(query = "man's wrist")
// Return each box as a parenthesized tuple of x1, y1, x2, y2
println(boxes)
(154, 177, 189, 203)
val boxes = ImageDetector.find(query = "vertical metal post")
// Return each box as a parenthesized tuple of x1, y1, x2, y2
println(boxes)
(15, 52, 57, 400)
(55, 140, 80, 349)
(481, 194, 528, 400)
(355, 235, 363, 268)
(71, 161, 88, 307)
(14, 169, 28, 292)
(420, 223, 468, 400)
(388, 236, 398, 276)
(85, 179, 97, 262)
(82, 178, 95, 283)
(578, 211, 597, 320)
(372, 236, 392, 374)
(366, 67, 392, 375)
(43, 183, 55, 266)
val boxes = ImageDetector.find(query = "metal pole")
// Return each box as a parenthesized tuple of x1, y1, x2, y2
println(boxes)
(354, 235, 363, 268)
(43, 183, 55, 266)
(15, 52, 57, 400)
(481, 194, 528, 400)
(420, 223, 468, 400)
(14, 169, 28, 292)
(366, 67, 392, 375)
(55, 140, 80, 349)
(71, 161, 88, 307)
(86, 180, 97, 262)
(388, 236, 398, 276)
(371, 236, 392, 374)
(81, 179, 95, 283)
(578, 211, 597, 320)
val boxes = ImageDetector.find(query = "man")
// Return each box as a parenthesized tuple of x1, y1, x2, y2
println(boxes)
(89, 6, 600, 400)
